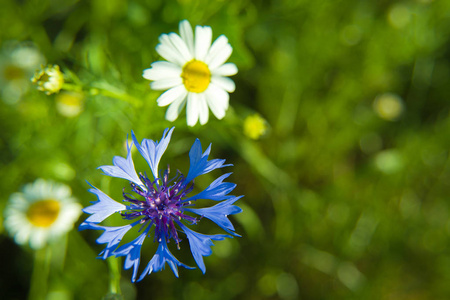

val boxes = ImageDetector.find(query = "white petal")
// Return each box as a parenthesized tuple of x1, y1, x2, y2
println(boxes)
(212, 63, 238, 76)
(211, 76, 236, 93)
(150, 77, 183, 90)
(204, 35, 228, 64)
(168, 33, 193, 62)
(179, 20, 194, 56)
(207, 44, 233, 70)
(194, 26, 212, 61)
(165, 96, 186, 122)
(143, 61, 181, 80)
(15, 225, 31, 245)
(29, 229, 47, 249)
(186, 93, 200, 126)
(157, 85, 187, 107)
(156, 41, 186, 66)
(205, 84, 229, 119)
(198, 93, 209, 125)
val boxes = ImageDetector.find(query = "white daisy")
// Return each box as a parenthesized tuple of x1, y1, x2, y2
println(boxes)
(143, 20, 238, 126)
(3, 179, 82, 250)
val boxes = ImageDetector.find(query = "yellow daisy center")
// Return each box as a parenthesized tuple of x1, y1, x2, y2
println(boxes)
(181, 60, 211, 93)
(26, 199, 61, 227)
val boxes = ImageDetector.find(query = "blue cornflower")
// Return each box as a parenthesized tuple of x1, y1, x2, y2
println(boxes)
(79, 128, 242, 282)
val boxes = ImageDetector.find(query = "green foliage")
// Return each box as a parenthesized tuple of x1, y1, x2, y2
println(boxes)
(1, 0, 449, 299)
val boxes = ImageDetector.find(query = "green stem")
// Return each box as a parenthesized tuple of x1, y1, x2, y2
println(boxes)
(28, 246, 51, 300)
(93, 88, 142, 107)
(61, 83, 83, 92)
(107, 257, 122, 295)
(62, 83, 142, 107)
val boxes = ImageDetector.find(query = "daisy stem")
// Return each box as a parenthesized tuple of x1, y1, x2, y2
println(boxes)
(62, 83, 142, 107)
(107, 257, 122, 295)
(61, 82, 83, 92)
(90, 87, 142, 107)
(28, 246, 51, 300)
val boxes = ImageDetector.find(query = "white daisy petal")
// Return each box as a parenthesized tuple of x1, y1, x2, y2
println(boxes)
(186, 93, 200, 126)
(156, 42, 186, 66)
(207, 44, 233, 70)
(198, 93, 209, 125)
(151, 77, 183, 90)
(204, 35, 229, 64)
(166, 97, 186, 121)
(168, 33, 193, 62)
(211, 76, 236, 93)
(212, 63, 238, 76)
(14, 225, 31, 245)
(179, 20, 194, 56)
(4, 179, 82, 250)
(143, 61, 181, 81)
(157, 85, 187, 107)
(205, 84, 229, 119)
(195, 26, 212, 61)
(30, 229, 47, 249)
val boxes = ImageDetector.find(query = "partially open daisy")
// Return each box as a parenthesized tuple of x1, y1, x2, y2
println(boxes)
(4, 179, 82, 250)
(143, 20, 238, 126)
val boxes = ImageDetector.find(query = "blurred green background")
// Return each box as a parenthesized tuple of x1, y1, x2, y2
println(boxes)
(1, 0, 450, 299)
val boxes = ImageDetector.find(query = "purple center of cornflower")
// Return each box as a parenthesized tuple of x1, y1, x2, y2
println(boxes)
(121, 167, 197, 248)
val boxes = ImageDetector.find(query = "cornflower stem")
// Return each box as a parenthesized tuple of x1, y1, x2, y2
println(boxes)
(107, 256, 122, 295)
(28, 246, 51, 300)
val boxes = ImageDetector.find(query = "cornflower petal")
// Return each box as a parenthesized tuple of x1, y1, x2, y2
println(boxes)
(185, 139, 232, 184)
(185, 196, 243, 236)
(79, 222, 133, 259)
(98, 140, 143, 188)
(184, 173, 236, 202)
(131, 128, 174, 180)
(114, 226, 150, 282)
(138, 238, 194, 281)
(83, 185, 126, 223)
(178, 223, 230, 273)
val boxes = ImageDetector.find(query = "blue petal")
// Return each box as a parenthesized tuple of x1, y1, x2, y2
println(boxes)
(98, 139, 143, 187)
(79, 222, 133, 259)
(184, 139, 232, 184)
(82, 184, 126, 223)
(184, 173, 236, 202)
(131, 128, 174, 180)
(137, 238, 194, 281)
(114, 226, 151, 282)
(185, 196, 243, 236)
(178, 222, 230, 273)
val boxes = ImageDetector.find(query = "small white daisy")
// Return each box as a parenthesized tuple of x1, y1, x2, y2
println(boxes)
(4, 179, 82, 250)
(143, 20, 238, 126)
